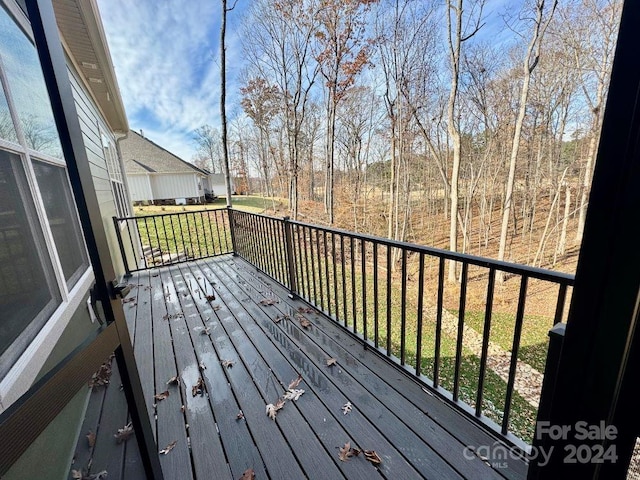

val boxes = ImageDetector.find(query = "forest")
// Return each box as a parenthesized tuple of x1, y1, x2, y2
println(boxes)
(191, 0, 621, 274)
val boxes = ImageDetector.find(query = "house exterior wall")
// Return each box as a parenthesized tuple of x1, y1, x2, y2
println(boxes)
(151, 172, 202, 201)
(127, 173, 153, 202)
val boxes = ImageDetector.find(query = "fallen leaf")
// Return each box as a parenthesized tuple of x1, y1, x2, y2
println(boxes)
(88, 354, 114, 388)
(239, 468, 255, 480)
(342, 401, 353, 415)
(288, 374, 303, 390)
(86, 430, 96, 448)
(297, 306, 313, 313)
(201, 327, 211, 335)
(273, 315, 283, 323)
(192, 378, 205, 396)
(299, 317, 312, 329)
(213, 304, 222, 311)
(166, 375, 180, 386)
(266, 403, 277, 420)
(71, 469, 83, 479)
(259, 298, 278, 306)
(364, 450, 382, 465)
(154, 390, 170, 401)
(236, 410, 244, 420)
(326, 358, 337, 367)
(221, 359, 235, 368)
(274, 398, 285, 411)
(339, 442, 353, 462)
(206, 294, 216, 302)
(199, 361, 207, 371)
(284, 389, 305, 401)
(180, 405, 186, 412)
(159, 440, 177, 455)
(114, 422, 134, 443)
(122, 297, 136, 304)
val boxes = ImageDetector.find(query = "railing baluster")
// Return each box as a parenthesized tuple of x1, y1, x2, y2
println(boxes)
(476, 267, 496, 417)
(302, 226, 311, 302)
(341, 234, 348, 328)
(350, 236, 356, 333)
(310, 227, 318, 306)
(416, 253, 425, 376)
(152, 216, 164, 267)
(400, 249, 407, 365)
(213, 209, 224, 254)
(453, 262, 469, 402)
(553, 283, 568, 325)
(315, 229, 325, 312)
(143, 216, 153, 267)
(332, 232, 339, 321)
(373, 242, 379, 349)
(502, 275, 529, 435)
(323, 231, 331, 316)
(125, 217, 138, 271)
(434, 257, 445, 387)
(361, 239, 367, 342)
(386, 245, 392, 356)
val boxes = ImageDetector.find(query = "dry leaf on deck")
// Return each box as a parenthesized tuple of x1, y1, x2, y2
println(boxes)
(342, 402, 352, 415)
(326, 358, 337, 367)
(266, 403, 278, 420)
(122, 297, 135, 304)
(299, 317, 312, 329)
(236, 410, 244, 420)
(221, 359, 235, 368)
(199, 361, 207, 371)
(288, 373, 302, 390)
(339, 442, 353, 462)
(166, 375, 180, 386)
(86, 430, 96, 448)
(71, 470, 83, 480)
(273, 315, 283, 323)
(364, 450, 382, 465)
(73, 470, 107, 480)
(297, 307, 313, 313)
(213, 304, 222, 311)
(239, 468, 255, 480)
(192, 377, 205, 396)
(201, 327, 211, 336)
(206, 294, 216, 302)
(154, 390, 170, 401)
(284, 389, 305, 401)
(114, 422, 134, 443)
(159, 440, 177, 455)
(259, 298, 278, 306)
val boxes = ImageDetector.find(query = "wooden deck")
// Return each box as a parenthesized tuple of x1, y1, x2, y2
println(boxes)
(70, 255, 528, 480)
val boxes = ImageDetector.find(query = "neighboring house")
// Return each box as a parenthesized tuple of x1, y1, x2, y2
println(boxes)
(207, 172, 234, 197)
(121, 130, 210, 205)
(0, 0, 138, 477)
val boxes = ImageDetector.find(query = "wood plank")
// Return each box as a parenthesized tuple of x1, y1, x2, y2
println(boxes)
(174, 265, 268, 480)
(87, 356, 128, 478)
(150, 271, 194, 479)
(131, 271, 156, 438)
(204, 258, 468, 480)
(166, 266, 308, 479)
(230, 255, 528, 480)
(162, 266, 232, 480)
(68, 385, 106, 479)
(187, 262, 409, 480)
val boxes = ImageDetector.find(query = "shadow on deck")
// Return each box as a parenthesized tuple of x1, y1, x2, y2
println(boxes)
(71, 255, 528, 480)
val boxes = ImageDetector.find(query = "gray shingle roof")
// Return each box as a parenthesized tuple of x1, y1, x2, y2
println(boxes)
(121, 131, 209, 175)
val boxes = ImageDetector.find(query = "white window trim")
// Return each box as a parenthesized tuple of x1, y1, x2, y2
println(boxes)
(0, 268, 95, 412)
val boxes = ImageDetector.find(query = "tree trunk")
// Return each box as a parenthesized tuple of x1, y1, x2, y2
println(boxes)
(220, 0, 233, 207)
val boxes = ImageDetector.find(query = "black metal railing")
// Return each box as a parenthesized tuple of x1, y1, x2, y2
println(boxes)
(229, 210, 575, 448)
(113, 208, 233, 274)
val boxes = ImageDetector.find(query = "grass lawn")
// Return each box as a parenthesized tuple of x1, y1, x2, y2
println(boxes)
(134, 195, 275, 216)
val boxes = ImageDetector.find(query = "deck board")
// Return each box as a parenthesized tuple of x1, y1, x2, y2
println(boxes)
(70, 254, 528, 480)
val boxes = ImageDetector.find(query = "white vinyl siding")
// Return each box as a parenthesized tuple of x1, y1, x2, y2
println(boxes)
(127, 174, 153, 202)
(151, 173, 202, 200)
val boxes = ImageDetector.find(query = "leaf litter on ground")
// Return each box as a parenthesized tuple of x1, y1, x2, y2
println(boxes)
(114, 422, 134, 443)
(159, 440, 177, 455)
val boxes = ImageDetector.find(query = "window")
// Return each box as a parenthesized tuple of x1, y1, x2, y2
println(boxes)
(102, 132, 131, 218)
(33, 160, 88, 287)
(0, 3, 90, 377)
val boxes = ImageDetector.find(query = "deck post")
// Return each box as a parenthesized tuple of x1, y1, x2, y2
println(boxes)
(282, 216, 298, 298)
(227, 206, 238, 256)
(527, 323, 565, 480)
(112, 216, 131, 277)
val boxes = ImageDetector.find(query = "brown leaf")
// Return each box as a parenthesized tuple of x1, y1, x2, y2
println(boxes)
(364, 450, 382, 465)
(299, 317, 312, 329)
(259, 298, 278, 306)
(159, 440, 177, 455)
(288, 373, 303, 390)
(114, 422, 134, 443)
(166, 375, 180, 386)
(266, 403, 277, 420)
(154, 390, 170, 401)
(273, 315, 283, 323)
(239, 468, 255, 480)
(339, 442, 352, 462)
(297, 306, 313, 313)
(213, 304, 222, 311)
(283, 389, 305, 401)
(199, 361, 207, 371)
(342, 402, 353, 415)
(221, 359, 235, 368)
(192, 378, 205, 397)
(88, 354, 114, 388)
(206, 294, 216, 302)
(201, 327, 211, 336)
(71, 470, 83, 480)
(86, 430, 96, 448)
(326, 358, 337, 367)
(274, 398, 286, 411)
(236, 410, 244, 420)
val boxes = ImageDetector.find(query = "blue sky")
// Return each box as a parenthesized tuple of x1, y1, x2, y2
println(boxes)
(96, 0, 517, 163)
(96, 0, 247, 161)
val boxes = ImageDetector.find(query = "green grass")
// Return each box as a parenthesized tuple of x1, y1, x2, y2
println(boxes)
(461, 310, 551, 373)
